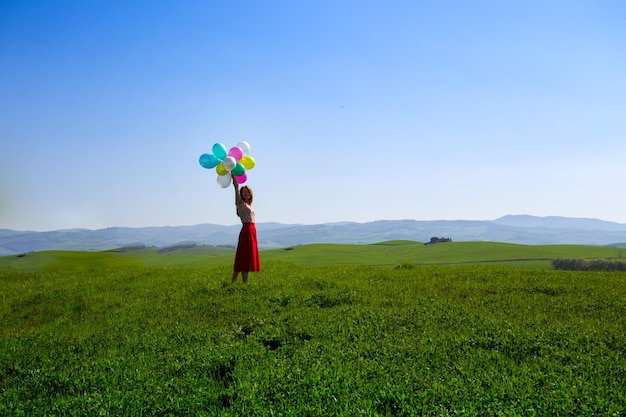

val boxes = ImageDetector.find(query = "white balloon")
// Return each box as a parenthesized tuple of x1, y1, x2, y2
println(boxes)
(217, 174, 231, 188)
(222, 156, 237, 171)
(236, 141, 251, 156)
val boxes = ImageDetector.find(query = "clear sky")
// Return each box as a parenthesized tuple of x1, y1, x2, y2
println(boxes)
(1, 0, 625, 231)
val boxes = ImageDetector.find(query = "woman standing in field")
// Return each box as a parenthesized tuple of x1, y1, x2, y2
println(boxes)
(231, 174, 261, 283)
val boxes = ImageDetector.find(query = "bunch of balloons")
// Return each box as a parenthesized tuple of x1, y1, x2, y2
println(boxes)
(199, 141, 256, 188)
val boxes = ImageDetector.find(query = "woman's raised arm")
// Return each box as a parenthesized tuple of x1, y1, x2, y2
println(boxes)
(231, 174, 240, 202)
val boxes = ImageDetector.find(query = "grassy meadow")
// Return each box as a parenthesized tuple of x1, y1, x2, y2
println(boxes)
(1, 241, 625, 415)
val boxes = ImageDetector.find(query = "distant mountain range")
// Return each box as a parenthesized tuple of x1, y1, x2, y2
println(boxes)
(2, 215, 626, 256)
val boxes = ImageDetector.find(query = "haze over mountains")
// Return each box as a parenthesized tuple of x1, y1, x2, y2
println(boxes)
(2, 215, 626, 256)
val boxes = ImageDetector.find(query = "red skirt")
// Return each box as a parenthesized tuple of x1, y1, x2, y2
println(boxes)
(234, 223, 261, 272)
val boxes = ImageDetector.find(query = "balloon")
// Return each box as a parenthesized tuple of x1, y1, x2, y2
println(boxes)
(199, 140, 255, 189)
(199, 153, 219, 169)
(228, 146, 243, 161)
(240, 155, 256, 170)
(215, 163, 228, 176)
(231, 162, 245, 177)
(222, 156, 237, 171)
(217, 174, 231, 188)
(212, 143, 227, 160)
(237, 141, 251, 156)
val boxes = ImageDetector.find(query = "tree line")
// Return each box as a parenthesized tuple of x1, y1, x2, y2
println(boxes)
(552, 258, 626, 272)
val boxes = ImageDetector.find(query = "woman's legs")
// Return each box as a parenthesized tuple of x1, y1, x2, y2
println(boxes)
(231, 271, 249, 284)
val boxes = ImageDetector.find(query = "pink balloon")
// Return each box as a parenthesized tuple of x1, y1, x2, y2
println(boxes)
(228, 146, 243, 161)
(236, 174, 247, 184)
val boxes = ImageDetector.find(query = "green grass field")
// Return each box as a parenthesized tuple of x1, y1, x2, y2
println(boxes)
(2, 240, 624, 272)
(1, 242, 625, 415)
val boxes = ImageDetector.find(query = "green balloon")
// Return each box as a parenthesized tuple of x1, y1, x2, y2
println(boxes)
(232, 162, 246, 177)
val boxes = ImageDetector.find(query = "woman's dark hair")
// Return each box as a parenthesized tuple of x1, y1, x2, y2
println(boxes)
(236, 186, 254, 217)
(240, 186, 254, 204)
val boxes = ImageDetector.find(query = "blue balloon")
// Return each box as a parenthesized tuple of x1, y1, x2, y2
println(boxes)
(199, 153, 220, 169)
(212, 143, 227, 160)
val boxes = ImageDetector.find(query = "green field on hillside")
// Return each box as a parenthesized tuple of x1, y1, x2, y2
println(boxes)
(2, 241, 624, 272)
(1, 241, 625, 415)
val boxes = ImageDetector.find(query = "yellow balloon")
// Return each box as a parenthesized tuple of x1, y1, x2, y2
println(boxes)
(216, 163, 228, 176)
(240, 156, 256, 170)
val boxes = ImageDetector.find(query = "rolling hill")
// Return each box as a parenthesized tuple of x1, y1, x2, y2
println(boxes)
(1, 215, 626, 256)
(2, 240, 624, 272)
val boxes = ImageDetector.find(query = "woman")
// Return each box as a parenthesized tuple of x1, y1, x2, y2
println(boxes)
(231, 174, 261, 283)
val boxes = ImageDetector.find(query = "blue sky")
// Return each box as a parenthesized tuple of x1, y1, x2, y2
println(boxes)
(1, 0, 625, 231)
